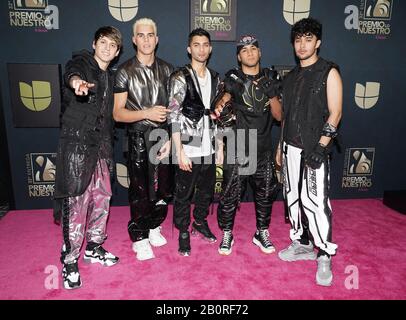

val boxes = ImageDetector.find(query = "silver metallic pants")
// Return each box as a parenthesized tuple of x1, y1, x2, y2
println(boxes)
(61, 159, 112, 263)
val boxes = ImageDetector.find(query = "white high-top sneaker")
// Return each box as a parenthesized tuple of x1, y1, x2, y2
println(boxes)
(149, 226, 167, 247)
(316, 255, 333, 286)
(132, 238, 155, 261)
(62, 260, 82, 290)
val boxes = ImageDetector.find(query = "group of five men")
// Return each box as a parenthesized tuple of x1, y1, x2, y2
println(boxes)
(54, 17, 343, 290)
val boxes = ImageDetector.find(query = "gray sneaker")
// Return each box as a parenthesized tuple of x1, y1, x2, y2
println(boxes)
(278, 240, 317, 261)
(316, 255, 333, 286)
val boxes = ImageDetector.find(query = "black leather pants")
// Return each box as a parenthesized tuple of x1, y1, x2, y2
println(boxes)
(217, 154, 279, 231)
(173, 155, 216, 232)
(127, 131, 173, 242)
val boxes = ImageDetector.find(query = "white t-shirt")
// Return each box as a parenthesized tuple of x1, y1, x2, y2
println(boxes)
(183, 68, 214, 158)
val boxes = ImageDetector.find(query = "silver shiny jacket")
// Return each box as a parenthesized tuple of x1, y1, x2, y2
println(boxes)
(168, 65, 221, 138)
(114, 56, 173, 131)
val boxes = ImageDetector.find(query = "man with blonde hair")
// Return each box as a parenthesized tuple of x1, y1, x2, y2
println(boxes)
(113, 18, 174, 261)
(133, 17, 157, 35)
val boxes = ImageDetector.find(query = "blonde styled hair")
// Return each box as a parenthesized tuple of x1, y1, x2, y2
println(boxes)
(133, 18, 157, 36)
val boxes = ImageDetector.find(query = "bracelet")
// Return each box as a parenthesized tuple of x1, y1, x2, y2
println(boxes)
(322, 122, 338, 138)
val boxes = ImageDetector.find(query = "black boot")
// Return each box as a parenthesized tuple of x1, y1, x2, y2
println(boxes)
(191, 220, 217, 243)
(178, 231, 191, 256)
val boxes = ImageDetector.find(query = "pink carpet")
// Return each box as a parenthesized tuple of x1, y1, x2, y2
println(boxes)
(0, 199, 405, 300)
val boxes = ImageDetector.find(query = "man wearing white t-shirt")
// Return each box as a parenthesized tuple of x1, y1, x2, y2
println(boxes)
(168, 28, 222, 256)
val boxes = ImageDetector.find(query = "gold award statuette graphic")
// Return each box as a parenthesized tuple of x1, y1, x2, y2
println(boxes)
(26, 153, 56, 197)
(14, 0, 47, 9)
(202, 0, 229, 14)
(349, 150, 373, 175)
(19, 81, 52, 111)
(34, 155, 55, 182)
(342, 148, 375, 189)
(366, 0, 392, 19)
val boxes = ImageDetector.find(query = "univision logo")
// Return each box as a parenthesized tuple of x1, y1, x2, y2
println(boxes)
(116, 163, 130, 188)
(108, 0, 138, 22)
(354, 82, 380, 109)
(19, 81, 51, 111)
(202, 0, 230, 14)
(283, 0, 311, 25)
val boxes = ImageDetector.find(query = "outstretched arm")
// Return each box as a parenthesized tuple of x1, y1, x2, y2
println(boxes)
(68, 75, 95, 96)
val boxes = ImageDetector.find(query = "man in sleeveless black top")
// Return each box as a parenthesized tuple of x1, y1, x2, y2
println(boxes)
(276, 18, 343, 287)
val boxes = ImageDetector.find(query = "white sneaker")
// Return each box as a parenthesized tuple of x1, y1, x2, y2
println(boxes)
(316, 255, 333, 286)
(132, 239, 155, 261)
(155, 199, 167, 206)
(149, 226, 167, 247)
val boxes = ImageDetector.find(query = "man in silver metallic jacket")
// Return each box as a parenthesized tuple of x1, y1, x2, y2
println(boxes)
(55, 26, 122, 290)
(168, 28, 222, 256)
(113, 18, 174, 261)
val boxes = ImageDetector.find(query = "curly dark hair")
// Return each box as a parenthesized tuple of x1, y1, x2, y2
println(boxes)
(290, 18, 322, 44)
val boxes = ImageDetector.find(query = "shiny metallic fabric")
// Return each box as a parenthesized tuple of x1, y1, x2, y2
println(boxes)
(168, 66, 219, 138)
(61, 159, 112, 263)
(114, 56, 173, 130)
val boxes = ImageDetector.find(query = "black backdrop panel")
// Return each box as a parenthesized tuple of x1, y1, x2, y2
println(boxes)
(0, 85, 15, 210)
(7, 63, 61, 127)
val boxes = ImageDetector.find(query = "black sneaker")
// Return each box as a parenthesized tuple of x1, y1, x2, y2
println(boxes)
(62, 260, 82, 290)
(178, 231, 191, 256)
(253, 229, 276, 254)
(84, 245, 119, 267)
(218, 230, 234, 255)
(191, 220, 217, 243)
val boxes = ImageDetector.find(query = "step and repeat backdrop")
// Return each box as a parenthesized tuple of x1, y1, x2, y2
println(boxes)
(0, 0, 405, 209)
